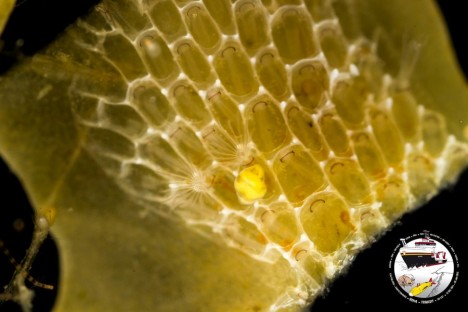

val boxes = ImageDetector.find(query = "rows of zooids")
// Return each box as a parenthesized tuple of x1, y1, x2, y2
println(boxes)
(69, 0, 468, 303)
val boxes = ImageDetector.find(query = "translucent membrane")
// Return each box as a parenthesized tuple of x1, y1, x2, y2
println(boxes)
(407, 152, 437, 199)
(66, 1, 468, 310)
(137, 32, 179, 85)
(375, 175, 409, 221)
(86, 127, 135, 158)
(422, 110, 448, 157)
(148, 0, 186, 42)
(235, 0, 270, 54)
(369, 107, 405, 166)
(300, 192, 355, 253)
(183, 3, 221, 53)
(121, 163, 169, 199)
(258, 203, 300, 250)
(285, 104, 329, 161)
(351, 41, 385, 99)
(224, 215, 267, 255)
(201, 125, 238, 165)
(245, 96, 290, 156)
(102, 104, 147, 138)
(351, 131, 387, 179)
(271, 7, 317, 64)
(203, 0, 236, 34)
(138, 135, 190, 177)
(206, 88, 245, 138)
(168, 123, 212, 168)
(332, 77, 366, 128)
(273, 145, 325, 203)
(256, 49, 290, 100)
(291, 60, 329, 112)
(132, 83, 175, 128)
(170, 82, 211, 128)
(214, 41, 259, 98)
(319, 111, 351, 156)
(304, 0, 335, 22)
(211, 166, 247, 210)
(103, 34, 146, 81)
(391, 89, 421, 142)
(82, 0, 466, 274)
(174, 39, 215, 87)
(317, 22, 348, 69)
(292, 242, 327, 283)
(325, 158, 371, 205)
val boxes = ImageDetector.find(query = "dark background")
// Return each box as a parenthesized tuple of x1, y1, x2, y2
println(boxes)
(0, 1, 466, 311)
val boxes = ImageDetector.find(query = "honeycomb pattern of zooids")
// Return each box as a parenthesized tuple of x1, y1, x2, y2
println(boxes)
(69, 0, 468, 308)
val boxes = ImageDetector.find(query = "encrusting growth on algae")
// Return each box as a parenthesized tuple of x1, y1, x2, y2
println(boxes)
(1, 0, 468, 311)
(70, 0, 468, 307)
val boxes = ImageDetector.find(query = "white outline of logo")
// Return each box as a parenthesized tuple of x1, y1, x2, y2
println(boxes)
(389, 231, 459, 304)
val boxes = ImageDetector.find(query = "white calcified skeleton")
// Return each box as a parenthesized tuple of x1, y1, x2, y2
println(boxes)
(60, 0, 468, 309)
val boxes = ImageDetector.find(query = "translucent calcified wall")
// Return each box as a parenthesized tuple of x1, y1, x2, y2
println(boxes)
(66, 0, 468, 306)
